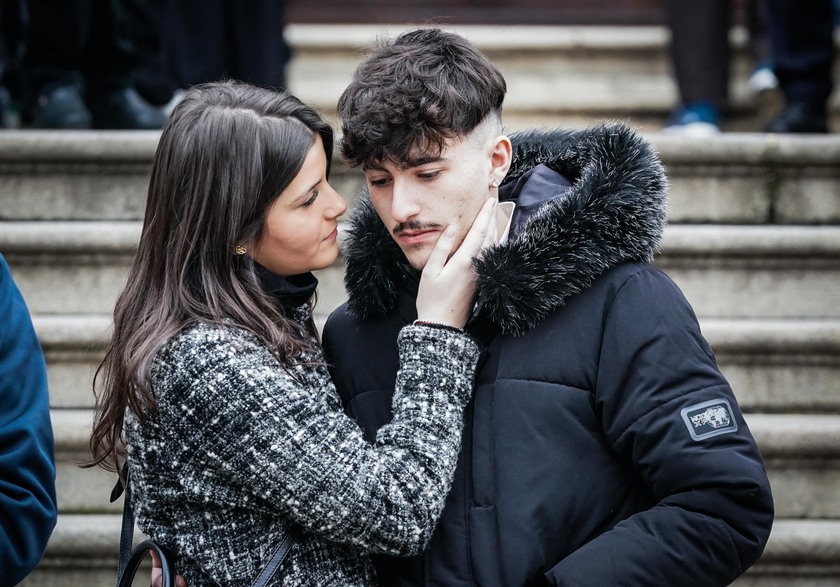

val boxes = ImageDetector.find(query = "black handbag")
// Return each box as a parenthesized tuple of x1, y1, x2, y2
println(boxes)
(111, 467, 299, 587)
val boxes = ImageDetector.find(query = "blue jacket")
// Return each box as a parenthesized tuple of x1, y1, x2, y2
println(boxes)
(0, 253, 57, 586)
(323, 124, 774, 586)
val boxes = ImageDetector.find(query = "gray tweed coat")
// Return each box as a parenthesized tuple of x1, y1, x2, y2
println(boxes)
(124, 305, 479, 586)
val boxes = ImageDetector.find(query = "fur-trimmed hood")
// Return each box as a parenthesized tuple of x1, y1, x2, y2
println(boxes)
(341, 122, 668, 335)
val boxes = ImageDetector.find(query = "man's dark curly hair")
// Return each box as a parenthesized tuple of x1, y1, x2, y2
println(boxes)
(338, 28, 507, 167)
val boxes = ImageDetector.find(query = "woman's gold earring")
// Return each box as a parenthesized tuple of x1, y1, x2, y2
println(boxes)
(490, 178, 500, 188)
(234, 245, 247, 256)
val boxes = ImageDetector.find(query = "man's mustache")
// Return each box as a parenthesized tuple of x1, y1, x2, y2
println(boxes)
(393, 221, 444, 235)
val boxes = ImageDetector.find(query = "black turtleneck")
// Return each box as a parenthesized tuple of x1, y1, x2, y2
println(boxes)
(254, 262, 318, 311)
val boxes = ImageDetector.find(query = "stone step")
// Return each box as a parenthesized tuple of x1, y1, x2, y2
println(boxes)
(2, 131, 839, 224)
(38, 407, 840, 584)
(284, 24, 840, 133)
(52, 408, 840, 519)
(33, 314, 840, 414)
(657, 225, 840, 319)
(748, 414, 840, 520)
(5, 222, 840, 319)
(0, 131, 156, 221)
(702, 319, 840, 414)
(18, 513, 840, 586)
(735, 520, 840, 587)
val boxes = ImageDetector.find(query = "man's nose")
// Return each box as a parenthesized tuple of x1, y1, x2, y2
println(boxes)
(390, 180, 420, 223)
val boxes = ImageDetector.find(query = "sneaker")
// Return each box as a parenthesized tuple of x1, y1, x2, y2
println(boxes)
(749, 64, 779, 93)
(161, 88, 186, 118)
(88, 87, 167, 130)
(662, 102, 721, 136)
(31, 83, 92, 129)
(764, 101, 829, 133)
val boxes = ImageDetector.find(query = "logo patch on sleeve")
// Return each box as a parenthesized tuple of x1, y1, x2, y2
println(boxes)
(680, 399, 738, 441)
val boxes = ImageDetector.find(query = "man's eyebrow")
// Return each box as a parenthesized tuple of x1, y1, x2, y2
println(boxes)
(363, 155, 445, 172)
(402, 155, 444, 169)
(362, 161, 386, 172)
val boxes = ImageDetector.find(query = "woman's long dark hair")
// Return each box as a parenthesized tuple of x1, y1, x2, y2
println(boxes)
(88, 81, 334, 473)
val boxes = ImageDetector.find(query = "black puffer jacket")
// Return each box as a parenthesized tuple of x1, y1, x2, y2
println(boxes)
(323, 123, 774, 586)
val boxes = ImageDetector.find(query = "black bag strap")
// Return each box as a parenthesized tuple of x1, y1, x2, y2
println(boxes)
(252, 523, 300, 587)
(110, 462, 137, 579)
(111, 464, 299, 587)
(116, 540, 177, 587)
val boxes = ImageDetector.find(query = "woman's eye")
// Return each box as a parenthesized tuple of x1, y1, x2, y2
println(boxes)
(302, 191, 318, 207)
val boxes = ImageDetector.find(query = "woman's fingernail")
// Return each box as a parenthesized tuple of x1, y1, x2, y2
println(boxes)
(443, 225, 456, 237)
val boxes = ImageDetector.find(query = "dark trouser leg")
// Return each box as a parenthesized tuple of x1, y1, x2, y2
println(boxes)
(129, 0, 179, 105)
(764, 0, 835, 108)
(84, 0, 137, 94)
(23, 0, 92, 93)
(665, 0, 731, 108)
(83, 0, 166, 128)
(167, 0, 229, 87)
(227, 0, 290, 90)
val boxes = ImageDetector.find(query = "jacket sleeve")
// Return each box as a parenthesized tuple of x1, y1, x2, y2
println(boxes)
(147, 324, 478, 556)
(546, 267, 774, 586)
(0, 255, 57, 587)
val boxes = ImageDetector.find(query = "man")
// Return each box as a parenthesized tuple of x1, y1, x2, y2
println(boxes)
(323, 28, 774, 586)
(0, 253, 57, 585)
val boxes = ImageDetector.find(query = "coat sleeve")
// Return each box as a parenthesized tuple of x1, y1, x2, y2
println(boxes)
(0, 255, 57, 587)
(545, 267, 774, 587)
(145, 324, 479, 557)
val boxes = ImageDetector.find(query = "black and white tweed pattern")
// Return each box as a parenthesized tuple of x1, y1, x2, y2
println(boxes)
(124, 316, 479, 586)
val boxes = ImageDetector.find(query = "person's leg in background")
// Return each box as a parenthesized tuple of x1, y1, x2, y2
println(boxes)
(22, 0, 93, 127)
(663, 0, 730, 135)
(747, 0, 779, 93)
(165, 0, 229, 88)
(21, 0, 166, 129)
(126, 0, 180, 110)
(764, 0, 835, 132)
(0, 0, 26, 127)
(83, 0, 166, 128)
(228, 0, 290, 90)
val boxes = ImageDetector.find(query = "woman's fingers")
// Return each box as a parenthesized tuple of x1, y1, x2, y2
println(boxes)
(424, 225, 457, 277)
(453, 198, 497, 262)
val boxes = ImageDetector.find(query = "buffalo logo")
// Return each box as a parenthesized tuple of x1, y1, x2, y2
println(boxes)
(681, 399, 738, 441)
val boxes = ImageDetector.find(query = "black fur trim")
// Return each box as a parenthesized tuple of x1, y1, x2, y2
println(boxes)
(342, 122, 668, 334)
(342, 198, 416, 320)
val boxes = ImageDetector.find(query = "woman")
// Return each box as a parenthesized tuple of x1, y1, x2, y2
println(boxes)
(88, 80, 496, 585)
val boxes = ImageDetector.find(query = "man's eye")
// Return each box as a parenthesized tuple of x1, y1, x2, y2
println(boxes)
(368, 177, 390, 187)
(418, 170, 441, 180)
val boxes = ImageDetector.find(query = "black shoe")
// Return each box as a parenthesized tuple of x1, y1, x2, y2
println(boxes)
(31, 83, 92, 129)
(0, 85, 13, 128)
(88, 87, 167, 130)
(764, 102, 829, 133)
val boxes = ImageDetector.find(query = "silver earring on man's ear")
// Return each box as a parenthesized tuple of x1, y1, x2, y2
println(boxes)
(235, 245, 247, 256)
(490, 178, 499, 188)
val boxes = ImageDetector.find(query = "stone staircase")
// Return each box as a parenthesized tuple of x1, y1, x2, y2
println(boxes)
(1, 24, 839, 587)
(285, 24, 840, 132)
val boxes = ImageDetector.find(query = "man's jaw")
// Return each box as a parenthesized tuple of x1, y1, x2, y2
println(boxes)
(391, 223, 443, 270)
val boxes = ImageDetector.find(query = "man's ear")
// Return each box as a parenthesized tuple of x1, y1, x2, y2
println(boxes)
(489, 135, 513, 182)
